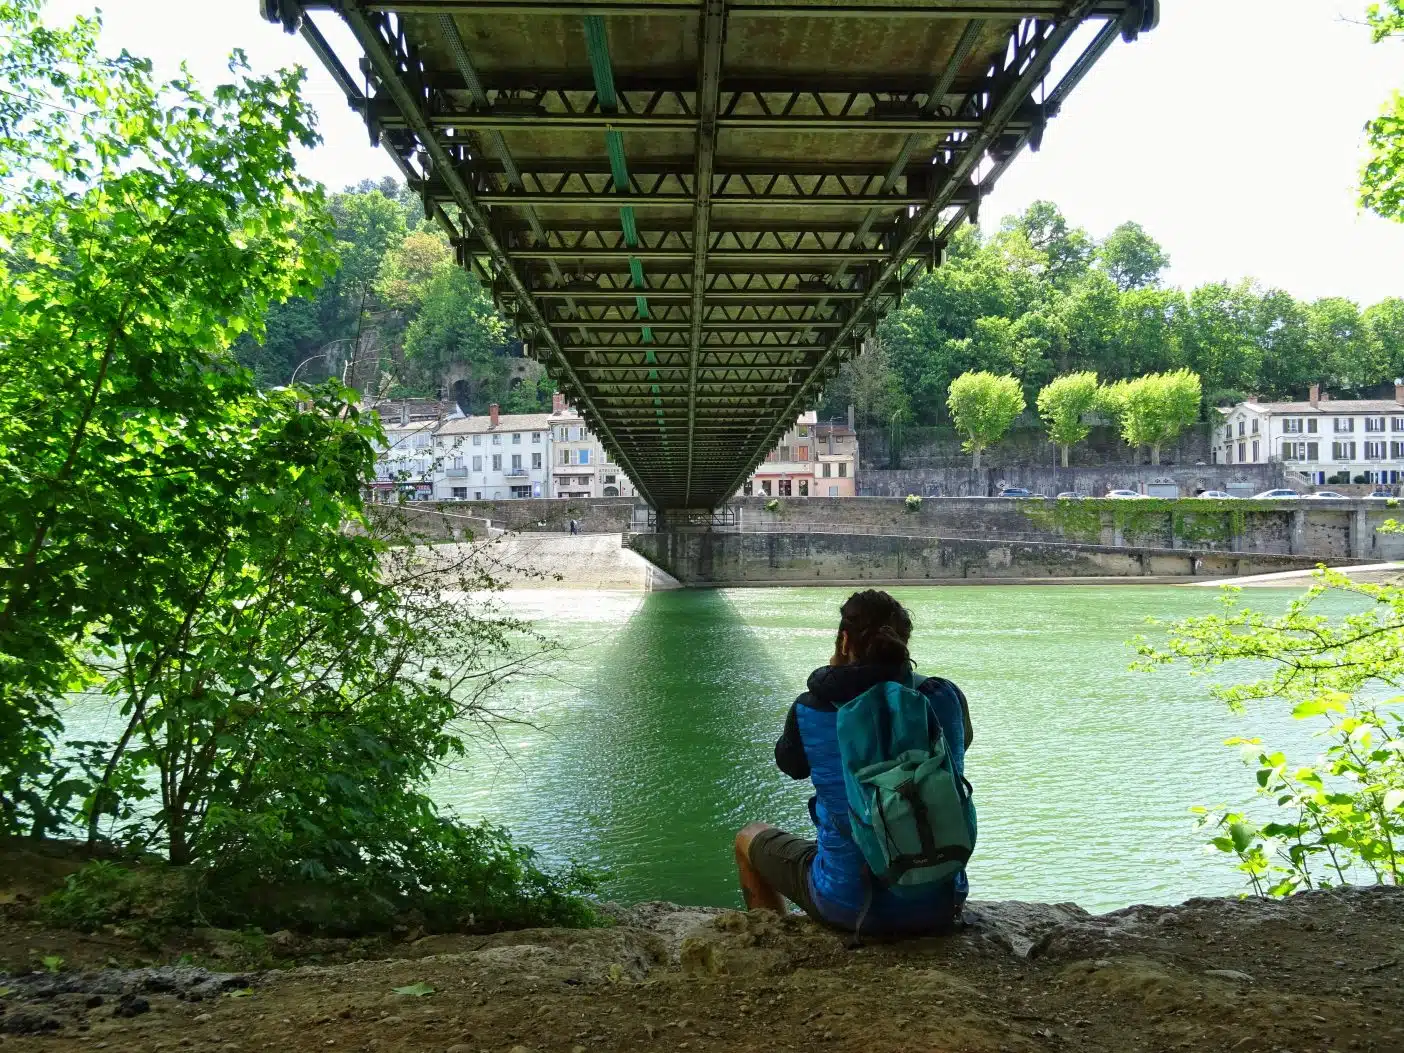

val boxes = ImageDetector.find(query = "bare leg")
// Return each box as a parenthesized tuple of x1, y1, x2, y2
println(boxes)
(734, 822, 785, 912)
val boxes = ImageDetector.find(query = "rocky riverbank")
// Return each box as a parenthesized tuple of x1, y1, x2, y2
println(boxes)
(3, 888, 1401, 1052)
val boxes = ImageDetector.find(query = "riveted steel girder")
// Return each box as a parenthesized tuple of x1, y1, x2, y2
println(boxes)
(267, 0, 1154, 509)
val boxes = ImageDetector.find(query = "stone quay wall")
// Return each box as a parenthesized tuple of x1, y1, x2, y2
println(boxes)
(628, 531, 1336, 587)
(856, 463, 1282, 499)
(724, 496, 1404, 561)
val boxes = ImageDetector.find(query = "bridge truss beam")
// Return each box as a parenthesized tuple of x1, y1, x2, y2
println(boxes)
(263, 0, 1157, 509)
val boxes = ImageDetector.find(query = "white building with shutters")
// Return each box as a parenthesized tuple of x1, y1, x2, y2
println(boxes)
(1215, 384, 1404, 487)
(431, 404, 551, 501)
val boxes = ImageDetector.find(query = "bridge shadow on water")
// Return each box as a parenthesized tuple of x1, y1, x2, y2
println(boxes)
(560, 589, 810, 908)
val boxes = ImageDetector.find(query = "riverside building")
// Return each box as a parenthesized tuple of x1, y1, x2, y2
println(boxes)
(431, 404, 551, 501)
(738, 410, 860, 498)
(548, 392, 637, 499)
(1216, 384, 1404, 486)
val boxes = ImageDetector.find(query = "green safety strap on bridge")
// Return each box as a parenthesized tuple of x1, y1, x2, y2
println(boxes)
(584, 14, 665, 440)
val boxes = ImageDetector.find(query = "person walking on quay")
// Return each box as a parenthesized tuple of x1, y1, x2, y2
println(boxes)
(735, 589, 976, 942)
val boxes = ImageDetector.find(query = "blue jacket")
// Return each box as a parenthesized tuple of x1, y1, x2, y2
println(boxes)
(776, 662, 972, 936)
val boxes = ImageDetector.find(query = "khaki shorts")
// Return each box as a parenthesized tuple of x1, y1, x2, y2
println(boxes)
(747, 827, 822, 920)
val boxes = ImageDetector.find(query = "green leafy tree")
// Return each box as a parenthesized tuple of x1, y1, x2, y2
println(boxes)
(946, 371, 1026, 469)
(0, 2, 592, 931)
(1362, 1, 1404, 221)
(1105, 369, 1202, 465)
(1037, 372, 1103, 467)
(1097, 221, 1170, 291)
(1000, 200, 1094, 289)
(403, 263, 509, 410)
(375, 227, 453, 312)
(0, 3, 334, 831)
(1139, 570, 1404, 896)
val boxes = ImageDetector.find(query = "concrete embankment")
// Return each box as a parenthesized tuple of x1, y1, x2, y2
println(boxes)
(628, 530, 1344, 587)
(1184, 560, 1404, 588)
(423, 532, 679, 591)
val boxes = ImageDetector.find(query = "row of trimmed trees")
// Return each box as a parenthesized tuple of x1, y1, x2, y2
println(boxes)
(945, 369, 1203, 469)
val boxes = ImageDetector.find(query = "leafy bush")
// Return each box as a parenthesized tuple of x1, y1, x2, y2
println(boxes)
(905, 494, 923, 512)
(0, 2, 594, 935)
(1140, 570, 1404, 896)
(765, 498, 781, 512)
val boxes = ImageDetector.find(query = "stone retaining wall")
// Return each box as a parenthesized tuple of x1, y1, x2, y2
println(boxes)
(629, 531, 1337, 587)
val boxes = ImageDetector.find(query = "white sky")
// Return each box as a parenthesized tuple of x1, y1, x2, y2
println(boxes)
(49, 0, 1404, 305)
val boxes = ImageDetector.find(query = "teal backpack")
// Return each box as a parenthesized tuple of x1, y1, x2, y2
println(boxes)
(835, 674, 976, 933)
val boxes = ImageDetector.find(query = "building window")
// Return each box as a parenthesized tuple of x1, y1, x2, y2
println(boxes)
(1333, 441, 1357, 460)
(821, 462, 831, 478)
(472, 435, 481, 446)
(1223, 424, 1232, 440)
(560, 449, 571, 465)
(604, 474, 616, 484)
(1225, 445, 1233, 465)
(512, 432, 521, 444)
(778, 479, 793, 496)
(1252, 439, 1260, 461)
(532, 452, 542, 469)
(761, 480, 772, 496)
(511, 454, 522, 470)
(451, 487, 468, 500)
(1238, 421, 1245, 436)
(1365, 416, 1386, 433)
(1335, 418, 1355, 433)
(579, 449, 590, 464)
(743, 480, 753, 495)
(828, 485, 839, 497)
(1392, 441, 1404, 459)
(510, 485, 531, 499)
(1283, 419, 1302, 434)
(1251, 419, 1259, 434)
(492, 434, 501, 445)
(838, 462, 848, 478)
(492, 454, 502, 471)
(532, 432, 541, 443)
(1238, 442, 1246, 461)
(797, 445, 809, 461)
(1308, 418, 1318, 433)
(799, 480, 809, 497)
(472, 455, 482, 471)
(798, 425, 809, 437)
(452, 456, 464, 470)
(1366, 441, 1387, 460)
(1307, 442, 1319, 461)
(474, 491, 482, 500)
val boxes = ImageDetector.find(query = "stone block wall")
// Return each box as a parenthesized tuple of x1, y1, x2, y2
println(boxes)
(628, 531, 1330, 587)
(856, 463, 1282, 499)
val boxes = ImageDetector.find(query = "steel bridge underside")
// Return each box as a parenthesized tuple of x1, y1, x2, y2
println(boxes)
(263, 0, 1156, 510)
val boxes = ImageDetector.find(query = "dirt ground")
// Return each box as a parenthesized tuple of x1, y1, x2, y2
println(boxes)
(3, 876, 1403, 1053)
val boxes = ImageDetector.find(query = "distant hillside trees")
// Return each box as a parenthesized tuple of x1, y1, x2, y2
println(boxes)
(821, 201, 1404, 428)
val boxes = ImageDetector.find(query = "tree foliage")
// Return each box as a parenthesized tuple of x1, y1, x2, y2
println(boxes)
(0, 1, 591, 933)
(865, 201, 1402, 434)
(1363, 1, 1404, 221)
(1140, 570, 1404, 896)
(1036, 372, 1104, 466)
(1104, 370, 1202, 465)
(946, 371, 1026, 469)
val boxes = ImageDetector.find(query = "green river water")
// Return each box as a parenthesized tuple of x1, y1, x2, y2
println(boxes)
(440, 585, 1325, 914)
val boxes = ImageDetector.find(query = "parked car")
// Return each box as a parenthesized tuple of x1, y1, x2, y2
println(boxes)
(1251, 488, 1300, 499)
(1105, 489, 1145, 499)
(1366, 489, 1395, 499)
(1309, 490, 1348, 499)
(1197, 490, 1236, 499)
(996, 487, 1033, 498)
(1056, 491, 1089, 500)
